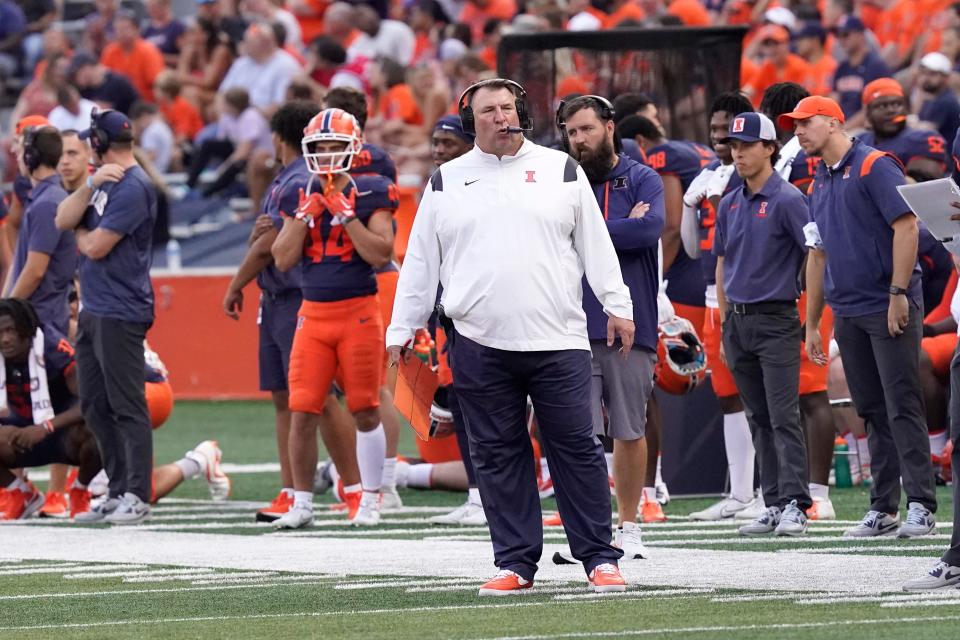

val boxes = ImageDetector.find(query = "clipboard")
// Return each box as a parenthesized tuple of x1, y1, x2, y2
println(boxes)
(896, 178, 960, 240)
(393, 356, 439, 441)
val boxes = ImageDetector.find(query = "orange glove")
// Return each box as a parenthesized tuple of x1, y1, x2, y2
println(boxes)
(325, 189, 357, 225)
(294, 188, 326, 227)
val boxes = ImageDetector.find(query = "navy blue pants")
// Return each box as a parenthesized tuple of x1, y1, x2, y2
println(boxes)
(447, 385, 476, 486)
(449, 332, 621, 580)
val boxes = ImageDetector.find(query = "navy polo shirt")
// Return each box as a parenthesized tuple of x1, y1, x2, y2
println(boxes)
(808, 139, 921, 317)
(581, 153, 665, 352)
(12, 175, 77, 336)
(258, 157, 307, 295)
(79, 165, 157, 324)
(713, 171, 808, 304)
(919, 89, 960, 148)
(833, 51, 892, 117)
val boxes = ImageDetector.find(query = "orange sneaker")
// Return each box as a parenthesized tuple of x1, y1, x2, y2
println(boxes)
(342, 489, 362, 520)
(0, 488, 10, 517)
(543, 512, 563, 526)
(588, 563, 626, 593)
(641, 495, 666, 523)
(40, 492, 68, 518)
(69, 487, 92, 519)
(255, 491, 293, 523)
(2, 486, 44, 520)
(478, 570, 533, 596)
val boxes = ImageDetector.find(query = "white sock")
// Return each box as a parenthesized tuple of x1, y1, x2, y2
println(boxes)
(343, 482, 362, 495)
(642, 486, 656, 501)
(723, 411, 755, 502)
(604, 452, 614, 475)
(356, 424, 386, 492)
(394, 460, 410, 488)
(174, 457, 202, 480)
(282, 487, 294, 498)
(540, 457, 550, 481)
(468, 486, 482, 506)
(382, 456, 398, 488)
(293, 490, 313, 511)
(655, 454, 664, 486)
(7, 477, 27, 491)
(809, 482, 829, 501)
(72, 480, 87, 490)
(930, 430, 948, 455)
(360, 490, 379, 506)
(407, 463, 434, 489)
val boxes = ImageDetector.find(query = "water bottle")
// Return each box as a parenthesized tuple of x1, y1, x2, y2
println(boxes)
(833, 437, 853, 488)
(165, 239, 182, 271)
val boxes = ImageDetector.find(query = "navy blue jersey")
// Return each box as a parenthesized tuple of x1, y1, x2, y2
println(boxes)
(259, 157, 308, 294)
(833, 51, 892, 117)
(698, 160, 743, 286)
(919, 90, 960, 146)
(787, 150, 822, 193)
(349, 143, 398, 183)
(79, 166, 157, 324)
(300, 175, 399, 302)
(858, 128, 947, 174)
(2, 329, 76, 427)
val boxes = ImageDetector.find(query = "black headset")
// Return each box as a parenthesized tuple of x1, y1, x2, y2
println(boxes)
(556, 95, 619, 152)
(21, 127, 41, 173)
(457, 78, 533, 136)
(88, 108, 114, 156)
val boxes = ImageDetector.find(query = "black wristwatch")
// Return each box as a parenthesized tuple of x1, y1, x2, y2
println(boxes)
(889, 285, 908, 296)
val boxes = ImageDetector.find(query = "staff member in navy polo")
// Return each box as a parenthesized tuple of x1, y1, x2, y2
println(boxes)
(9, 126, 77, 338)
(713, 112, 812, 537)
(558, 95, 665, 559)
(783, 95, 938, 539)
(55, 110, 158, 525)
(387, 79, 634, 596)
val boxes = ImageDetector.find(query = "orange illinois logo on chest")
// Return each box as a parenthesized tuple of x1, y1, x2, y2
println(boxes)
(525, 170, 536, 183)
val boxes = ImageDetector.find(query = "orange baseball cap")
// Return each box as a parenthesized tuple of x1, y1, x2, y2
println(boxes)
(777, 96, 845, 130)
(756, 24, 790, 44)
(15, 115, 51, 136)
(862, 78, 904, 107)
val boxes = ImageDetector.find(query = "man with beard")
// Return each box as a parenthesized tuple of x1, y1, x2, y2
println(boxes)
(858, 78, 948, 183)
(558, 95, 664, 557)
(917, 53, 960, 147)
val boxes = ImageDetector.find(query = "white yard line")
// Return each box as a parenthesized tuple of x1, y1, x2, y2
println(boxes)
(64, 568, 215, 580)
(553, 588, 715, 601)
(0, 563, 145, 576)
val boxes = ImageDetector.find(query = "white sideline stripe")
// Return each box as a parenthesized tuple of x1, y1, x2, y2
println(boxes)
(882, 598, 960, 608)
(710, 592, 844, 603)
(553, 588, 714, 601)
(64, 568, 215, 580)
(797, 591, 960, 605)
(473, 615, 960, 640)
(155, 497, 451, 513)
(0, 563, 145, 576)
(778, 545, 945, 554)
(125, 571, 274, 583)
(0, 580, 339, 601)
(279, 527, 492, 538)
(191, 574, 341, 586)
(0, 562, 87, 573)
(334, 577, 472, 590)
(637, 535, 954, 546)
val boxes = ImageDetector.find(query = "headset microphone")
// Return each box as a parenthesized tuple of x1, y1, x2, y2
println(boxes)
(506, 126, 532, 133)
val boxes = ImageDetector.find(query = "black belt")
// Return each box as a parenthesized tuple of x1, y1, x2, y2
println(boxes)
(263, 289, 301, 301)
(729, 301, 796, 315)
(435, 304, 454, 332)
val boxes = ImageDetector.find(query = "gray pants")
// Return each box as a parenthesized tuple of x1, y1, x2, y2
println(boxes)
(590, 342, 656, 441)
(76, 311, 153, 502)
(724, 307, 811, 511)
(944, 339, 960, 565)
(834, 305, 936, 514)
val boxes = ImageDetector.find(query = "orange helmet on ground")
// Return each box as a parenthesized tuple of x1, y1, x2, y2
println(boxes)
(655, 316, 707, 395)
(302, 108, 363, 175)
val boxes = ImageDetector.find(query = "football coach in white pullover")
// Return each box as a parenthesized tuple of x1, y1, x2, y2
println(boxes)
(387, 79, 635, 596)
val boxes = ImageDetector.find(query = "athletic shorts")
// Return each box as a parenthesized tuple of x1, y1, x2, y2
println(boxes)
(288, 296, 384, 414)
(13, 424, 92, 469)
(799, 294, 833, 395)
(590, 341, 657, 440)
(258, 290, 302, 392)
(375, 270, 399, 369)
(146, 381, 174, 429)
(923, 331, 959, 377)
(672, 302, 706, 334)
(702, 306, 739, 398)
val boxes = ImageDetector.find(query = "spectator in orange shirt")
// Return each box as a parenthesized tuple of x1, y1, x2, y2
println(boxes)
(324, 2, 365, 53)
(604, 0, 646, 28)
(667, 0, 711, 26)
(742, 25, 813, 106)
(460, 0, 518, 44)
(478, 19, 503, 70)
(100, 11, 166, 103)
(794, 21, 836, 97)
(288, 0, 329, 45)
(154, 70, 204, 142)
(370, 57, 424, 126)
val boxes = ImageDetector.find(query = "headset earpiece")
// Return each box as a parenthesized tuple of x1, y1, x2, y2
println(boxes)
(555, 95, 617, 153)
(458, 78, 532, 135)
(21, 127, 40, 173)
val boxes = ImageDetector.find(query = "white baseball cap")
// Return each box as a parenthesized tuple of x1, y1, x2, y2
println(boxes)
(920, 52, 953, 75)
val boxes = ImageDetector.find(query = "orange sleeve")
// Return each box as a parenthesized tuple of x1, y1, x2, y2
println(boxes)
(925, 269, 959, 324)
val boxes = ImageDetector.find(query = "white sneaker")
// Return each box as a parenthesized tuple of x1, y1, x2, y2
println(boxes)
(902, 561, 960, 591)
(734, 492, 767, 520)
(351, 494, 381, 526)
(614, 522, 649, 559)
(105, 493, 151, 525)
(845, 510, 900, 537)
(774, 500, 807, 537)
(186, 440, 231, 502)
(655, 482, 670, 506)
(313, 459, 333, 494)
(74, 496, 121, 523)
(459, 502, 487, 526)
(380, 485, 403, 511)
(689, 496, 753, 521)
(273, 505, 314, 529)
(738, 506, 781, 536)
(88, 470, 109, 498)
(806, 496, 836, 520)
(898, 502, 936, 538)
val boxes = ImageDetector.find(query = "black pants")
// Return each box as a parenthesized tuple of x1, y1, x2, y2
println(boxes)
(942, 339, 960, 565)
(835, 306, 936, 514)
(449, 331, 621, 580)
(186, 139, 243, 197)
(724, 307, 811, 511)
(76, 311, 153, 502)
(447, 384, 476, 487)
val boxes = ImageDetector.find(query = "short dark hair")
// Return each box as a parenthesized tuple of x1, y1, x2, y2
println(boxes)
(759, 82, 810, 121)
(378, 57, 407, 88)
(449, 22, 472, 47)
(129, 100, 159, 119)
(612, 92, 655, 124)
(467, 78, 520, 108)
(0, 298, 40, 340)
(270, 100, 322, 150)
(764, 140, 781, 167)
(270, 21, 286, 48)
(617, 114, 662, 142)
(324, 87, 368, 130)
(710, 91, 754, 119)
(223, 87, 250, 113)
(310, 36, 347, 65)
(561, 96, 622, 153)
(29, 126, 63, 170)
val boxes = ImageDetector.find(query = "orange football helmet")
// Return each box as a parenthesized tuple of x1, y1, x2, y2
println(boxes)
(302, 108, 363, 175)
(655, 317, 707, 395)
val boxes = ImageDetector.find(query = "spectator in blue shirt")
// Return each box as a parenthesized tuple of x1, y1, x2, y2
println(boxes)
(831, 15, 891, 127)
(917, 53, 960, 148)
(782, 95, 938, 540)
(0, 0, 27, 79)
(55, 109, 158, 525)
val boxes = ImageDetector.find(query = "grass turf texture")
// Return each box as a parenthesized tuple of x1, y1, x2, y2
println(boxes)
(0, 400, 956, 640)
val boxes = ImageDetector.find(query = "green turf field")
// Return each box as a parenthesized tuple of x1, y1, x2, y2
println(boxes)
(1, 400, 958, 640)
